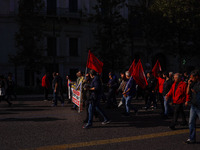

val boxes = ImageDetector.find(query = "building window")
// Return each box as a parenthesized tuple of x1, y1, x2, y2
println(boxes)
(69, 38, 78, 56)
(47, 0, 57, 15)
(69, 0, 78, 12)
(47, 37, 57, 56)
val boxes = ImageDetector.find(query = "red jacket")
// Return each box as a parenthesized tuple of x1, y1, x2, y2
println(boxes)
(167, 81, 189, 104)
(158, 77, 165, 94)
(42, 75, 50, 88)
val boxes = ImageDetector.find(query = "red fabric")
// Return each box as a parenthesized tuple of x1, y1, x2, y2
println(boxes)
(86, 50, 103, 74)
(132, 59, 148, 89)
(42, 75, 50, 88)
(158, 77, 165, 94)
(152, 60, 162, 78)
(167, 81, 189, 104)
(128, 59, 136, 75)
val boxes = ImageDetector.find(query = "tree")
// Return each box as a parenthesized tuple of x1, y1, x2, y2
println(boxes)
(150, 0, 200, 69)
(9, 0, 45, 74)
(90, 0, 129, 73)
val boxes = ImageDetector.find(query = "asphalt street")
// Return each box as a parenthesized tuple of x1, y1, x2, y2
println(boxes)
(0, 97, 200, 150)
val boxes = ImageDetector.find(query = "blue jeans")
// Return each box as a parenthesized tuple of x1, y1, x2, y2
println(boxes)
(189, 105, 200, 141)
(122, 95, 137, 114)
(53, 91, 64, 106)
(88, 100, 109, 125)
(164, 96, 172, 115)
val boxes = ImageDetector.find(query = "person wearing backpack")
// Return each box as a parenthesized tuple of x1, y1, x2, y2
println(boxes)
(185, 70, 200, 144)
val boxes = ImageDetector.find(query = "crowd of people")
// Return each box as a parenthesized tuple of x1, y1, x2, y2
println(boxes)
(66, 69, 200, 144)
(1, 69, 199, 144)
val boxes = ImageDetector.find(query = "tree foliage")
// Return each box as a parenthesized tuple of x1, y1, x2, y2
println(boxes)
(9, 0, 45, 73)
(90, 0, 129, 72)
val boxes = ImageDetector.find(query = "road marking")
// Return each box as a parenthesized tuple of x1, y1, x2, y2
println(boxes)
(26, 129, 200, 150)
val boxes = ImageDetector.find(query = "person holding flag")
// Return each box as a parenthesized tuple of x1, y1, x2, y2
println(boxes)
(121, 71, 138, 116)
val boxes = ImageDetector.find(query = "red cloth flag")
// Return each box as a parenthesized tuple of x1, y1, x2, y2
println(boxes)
(128, 59, 136, 76)
(86, 50, 103, 74)
(152, 60, 162, 78)
(132, 59, 148, 89)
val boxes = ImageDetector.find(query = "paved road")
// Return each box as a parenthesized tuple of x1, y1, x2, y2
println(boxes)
(0, 98, 200, 150)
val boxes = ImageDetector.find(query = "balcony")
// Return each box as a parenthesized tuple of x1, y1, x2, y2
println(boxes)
(35, 7, 86, 19)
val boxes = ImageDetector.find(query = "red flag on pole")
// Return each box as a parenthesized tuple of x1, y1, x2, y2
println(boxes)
(132, 59, 148, 89)
(86, 50, 103, 74)
(152, 60, 162, 78)
(128, 59, 136, 76)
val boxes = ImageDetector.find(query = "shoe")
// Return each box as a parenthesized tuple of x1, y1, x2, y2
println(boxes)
(169, 125, 175, 130)
(83, 124, 92, 129)
(162, 115, 169, 119)
(61, 103, 64, 107)
(71, 107, 76, 110)
(51, 104, 57, 107)
(118, 101, 123, 107)
(185, 139, 196, 144)
(102, 120, 111, 125)
(43, 99, 48, 101)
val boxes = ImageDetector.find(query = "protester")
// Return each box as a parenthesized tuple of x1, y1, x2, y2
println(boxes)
(6, 73, 16, 101)
(42, 72, 50, 101)
(0, 75, 12, 106)
(165, 73, 189, 130)
(144, 71, 157, 110)
(121, 71, 138, 116)
(52, 72, 64, 107)
(71, 71, 84, 110)
(83, 69, 110, 129)
(162, 72, 173, 118)
(106, 72, 118, 108)
(157, 71, 165, 115)
(185, 70, 200, 144)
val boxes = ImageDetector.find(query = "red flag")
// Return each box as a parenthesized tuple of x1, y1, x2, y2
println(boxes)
(86, 50, 103, 74)
(152, 60, 162, 78)
(128, 59, 136, 76)
(132, 59, 148, 89)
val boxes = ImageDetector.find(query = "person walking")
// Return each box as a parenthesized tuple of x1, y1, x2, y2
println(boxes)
(162, 72, 173, 118)
(106, 72, 118, 108)
(185, 71, 200, 144)
(83, 70, 110, 129)
(0, 75, 12, 106)
(121, 71, 138, 116)
(165, 73, 189, 130)
(52, 72, 64, 107)
(42, 72, 50, 101)
(144, 71, 157, 110)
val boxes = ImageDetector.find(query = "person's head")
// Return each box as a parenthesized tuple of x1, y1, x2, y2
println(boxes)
(52, 72, 56, 78)
(147, 71, 152, 78)
(184, 71, 189, 77)
(169, 72, 173, 78)
(76, 71, 82, 77)
(174, 73, 181, 83)
(120, 72, 125, 79)
(109, 72, 113, 79)
(163, 72, 169, 79)
(89, 69, 96, 79)
(189, 70, 199, 82)
(125, 71, 131, 79)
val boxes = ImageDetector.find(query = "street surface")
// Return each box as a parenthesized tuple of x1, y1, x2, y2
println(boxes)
(0, 97, 200, 150)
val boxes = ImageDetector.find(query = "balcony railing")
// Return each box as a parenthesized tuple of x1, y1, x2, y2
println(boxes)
(35, 7, 85, 18)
